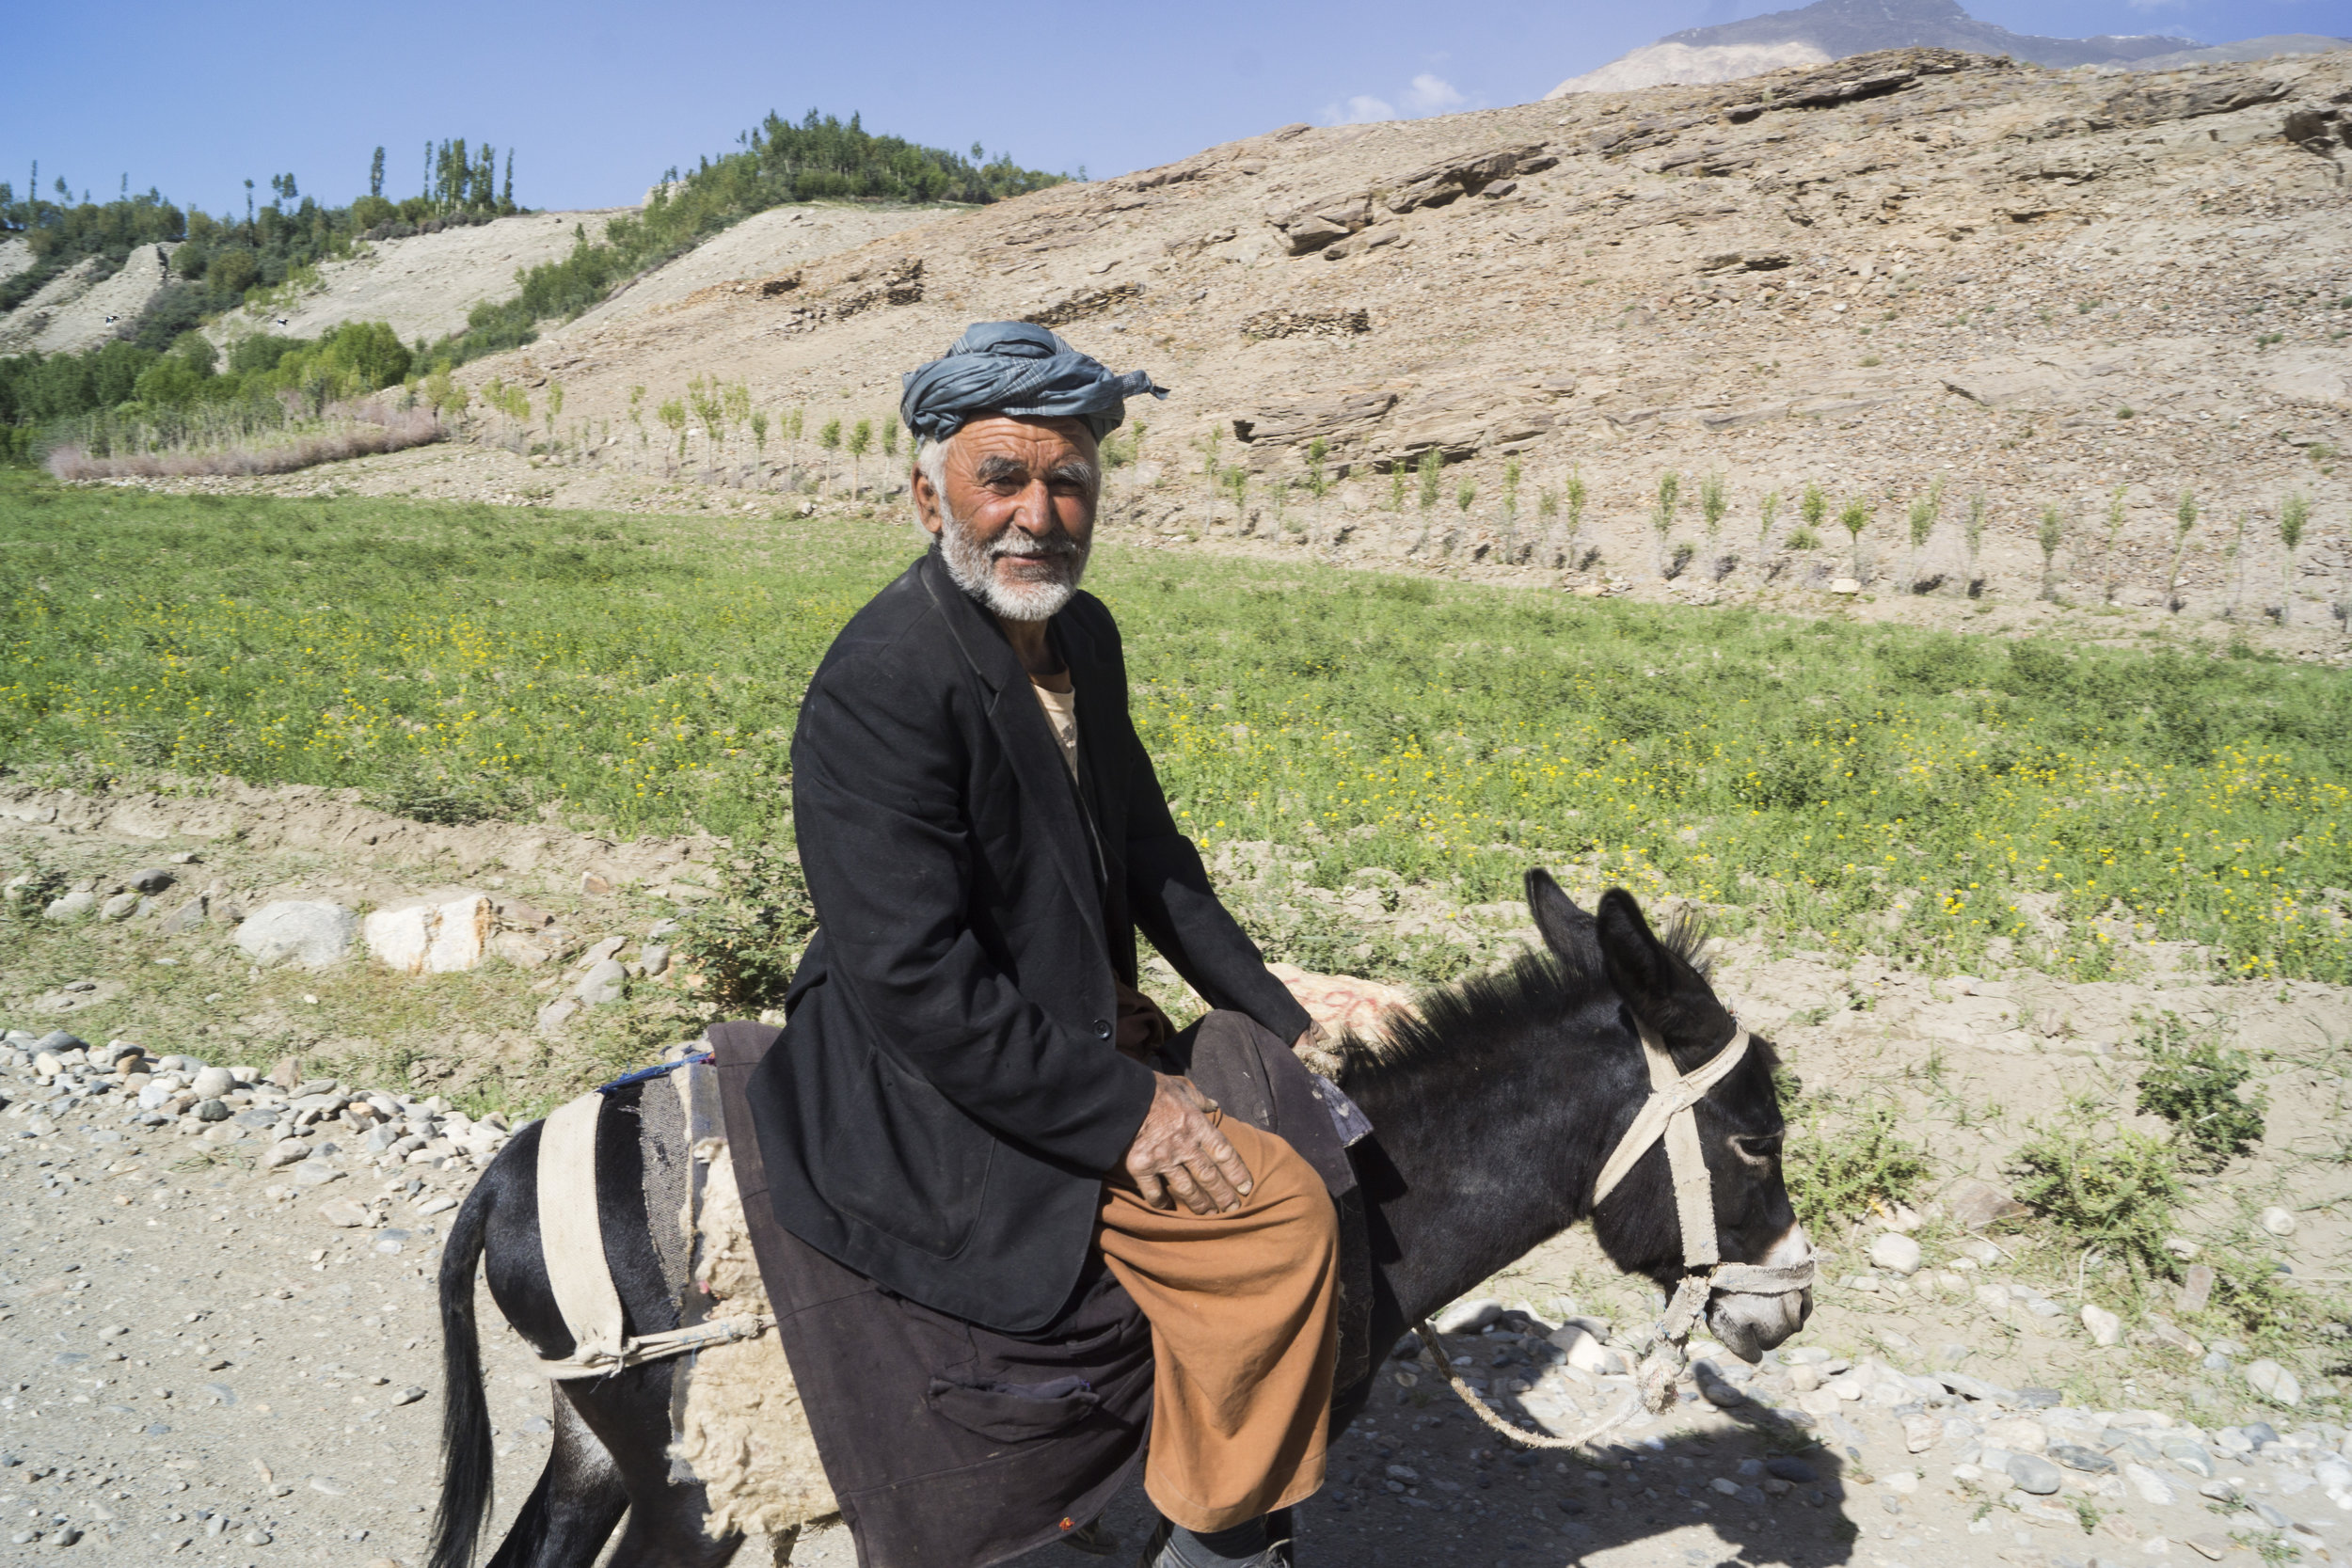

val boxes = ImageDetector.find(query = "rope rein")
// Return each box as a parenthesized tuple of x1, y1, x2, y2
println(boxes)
(1408, 1022, 1816, 1450)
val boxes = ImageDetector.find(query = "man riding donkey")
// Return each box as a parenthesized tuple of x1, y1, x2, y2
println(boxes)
(747, 322, 1355, 1568)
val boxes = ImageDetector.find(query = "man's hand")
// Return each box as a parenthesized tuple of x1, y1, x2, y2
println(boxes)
(1121, 1073, 1255, 1214)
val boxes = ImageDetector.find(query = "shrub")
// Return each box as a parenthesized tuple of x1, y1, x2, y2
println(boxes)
(2010, 1126, 2181, 1278)
(1786, 1102, 1930, 1230)
(675, 841, 818, 1018)
(2134, 1014, 2265, 1173)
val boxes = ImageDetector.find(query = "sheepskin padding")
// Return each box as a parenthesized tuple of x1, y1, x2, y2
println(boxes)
(671, 1139, 840, 1539)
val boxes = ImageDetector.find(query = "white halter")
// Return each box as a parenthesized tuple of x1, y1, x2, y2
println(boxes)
(1412, 1016, 1816, 1448)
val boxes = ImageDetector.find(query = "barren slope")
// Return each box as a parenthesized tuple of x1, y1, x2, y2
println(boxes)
(202, 210, 635, 349)
(394, 48, 2351, 630)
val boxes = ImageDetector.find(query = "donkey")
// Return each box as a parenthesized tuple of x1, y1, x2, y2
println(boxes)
(428, 873, 1811, 1568)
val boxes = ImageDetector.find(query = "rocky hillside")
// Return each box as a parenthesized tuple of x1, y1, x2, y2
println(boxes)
(352, 46, 2349, 637)
(1546, 0, 2346, 97)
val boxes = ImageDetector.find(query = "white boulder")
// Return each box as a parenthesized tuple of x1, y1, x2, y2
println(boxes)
(364, 892, 495, 975)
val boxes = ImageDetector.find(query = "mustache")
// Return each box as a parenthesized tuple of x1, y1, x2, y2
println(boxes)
(988, 530, 1083, 561)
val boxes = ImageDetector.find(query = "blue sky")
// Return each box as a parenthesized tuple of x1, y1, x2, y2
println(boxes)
(6, 0, 2344, 216)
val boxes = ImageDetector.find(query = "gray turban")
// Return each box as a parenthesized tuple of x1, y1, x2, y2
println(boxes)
(898, 321, 1168, 446)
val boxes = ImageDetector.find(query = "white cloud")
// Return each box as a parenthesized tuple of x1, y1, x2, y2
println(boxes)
(1323, 94, 1397, 125)
(1404, 73, 1466, 112)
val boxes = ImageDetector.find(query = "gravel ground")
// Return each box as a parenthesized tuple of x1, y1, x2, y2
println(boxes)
(5, 791, 2350, 1567)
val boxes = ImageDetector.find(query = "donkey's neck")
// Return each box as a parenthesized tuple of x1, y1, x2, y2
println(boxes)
(1344, 1006, 1624, 1329)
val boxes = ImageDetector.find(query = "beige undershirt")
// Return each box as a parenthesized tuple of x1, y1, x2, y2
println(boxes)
(1031, 678, 1079, 780)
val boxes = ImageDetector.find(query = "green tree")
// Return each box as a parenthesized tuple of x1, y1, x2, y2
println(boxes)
(1565, 469, 1587, 563)
(1304, 436, 1330, 548)
(2098, 484, 2127, 603)
(2279, 493, 2309, 626)
(1801, 482, 1827, 536)
(545, 381, 564, 441)
(1414, 449, 1441, 554)
(1224, 464, 1249, 531)
(881, 413, 899, 459)
(818, 416, 842, 492)
(2036, 504, 2065, 599)
(1454, 476, 1475, 516)
(751, 408, 770, 473)
(658, 397, 688, 467)
(1197, 426, 1223, 528)
(1699, 469, 1726, 547)
(369, 147, 386, 199)
(848, 418, 873, 495)
(2165, 490, 2197, 613)
(1838, 496, 1871, 579)
(1964, 492, 1988, 591)
(1651, 469, 1681, 576)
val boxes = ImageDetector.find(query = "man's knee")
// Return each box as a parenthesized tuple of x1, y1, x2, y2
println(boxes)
(1232, 1125, 1338, 1258)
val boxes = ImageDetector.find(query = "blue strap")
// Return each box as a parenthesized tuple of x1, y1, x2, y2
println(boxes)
(595, 1053, 713, 1096)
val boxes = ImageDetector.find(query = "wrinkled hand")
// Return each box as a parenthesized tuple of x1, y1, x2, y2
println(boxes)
(1121, 1073, 1255, 1214)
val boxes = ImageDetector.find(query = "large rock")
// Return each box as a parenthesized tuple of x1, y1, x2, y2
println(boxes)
(234, 901, 358, 968)
(363, 891, 495, 975)
(2247, 1359, 2302, 1406)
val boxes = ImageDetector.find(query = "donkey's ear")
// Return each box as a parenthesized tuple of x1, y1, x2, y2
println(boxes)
(1594, 887, 1671, 1013)
(1525, 868, 1591, 963)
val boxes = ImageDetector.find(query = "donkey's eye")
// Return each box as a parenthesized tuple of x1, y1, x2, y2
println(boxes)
(1729, 1134, 1781, 1168)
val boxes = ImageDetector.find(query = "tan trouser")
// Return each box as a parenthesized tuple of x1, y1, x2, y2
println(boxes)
(1095, 1116, 1339, 1533)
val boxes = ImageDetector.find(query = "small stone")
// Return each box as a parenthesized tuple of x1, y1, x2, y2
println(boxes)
(2082, 1304, 2123, 1346)
(391, 1386, 427, 1406)
(2247, 1359, 2301, 1406)
(2006, 1453, 2062, 1495)
(132, 868, 177, 894)
(42, 889, 101, 923)
(318, 1201, 371, 1228)
(100, 892, 141, 922)
(189, 1066, 233, 1100)
(1947, 1180, 2028, 1232)
(576, 958, 628, 1006)
(193, 1099, 230, 1122)
(1434, 1298, 1504, 1334)
(2163, 1444, 2215, 1478)
(580, 872, 612, 895)
(2164, 1235, 2200, 1260)
(1829, 577, 1862, 594)
(262, 1139, 310, 1169)
(242, 1529, 271, 1546)
(1987, 1418, 2049, 1454)
(413, 1195, 457, 1217)
(2184, 1535, 2230, 1561)
(1765, 1456, 1817, 1483)
(1902, 1413, 1940, 1453)
(293, 1162, 344, 1187)
(2050, 1444, 2116, 1473)
(2125, 1462, 2180, 1505)
(2260, 1206, 2297, 1238)
(535, 998, 580, 1036)
(1868, 1232, 1924, 1276)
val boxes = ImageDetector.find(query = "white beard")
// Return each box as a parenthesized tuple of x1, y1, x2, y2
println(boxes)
(937, 505, 1089, 622)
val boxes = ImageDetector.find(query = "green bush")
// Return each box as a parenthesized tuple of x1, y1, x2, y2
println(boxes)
(675, 842, 818, 1019)
(2010, 1126, 2181, 1277)
(2134, 1013, 2265, 1173)
(1786, 1102, 1931, 1230)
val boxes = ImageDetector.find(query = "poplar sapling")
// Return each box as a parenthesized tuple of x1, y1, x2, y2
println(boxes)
(2037, 505, 2064, 600)
(2166, 490, 2197, 612)
(2279, 492, 2309, 626)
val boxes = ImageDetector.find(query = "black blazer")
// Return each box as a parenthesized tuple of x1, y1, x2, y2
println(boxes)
(748, 549, 1312, 1333)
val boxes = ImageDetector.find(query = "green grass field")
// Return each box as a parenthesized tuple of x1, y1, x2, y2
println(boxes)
(5, 477, 2346, 984)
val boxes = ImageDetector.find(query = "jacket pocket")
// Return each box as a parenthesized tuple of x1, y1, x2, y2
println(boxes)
(923, 1375, 1103, 1442)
